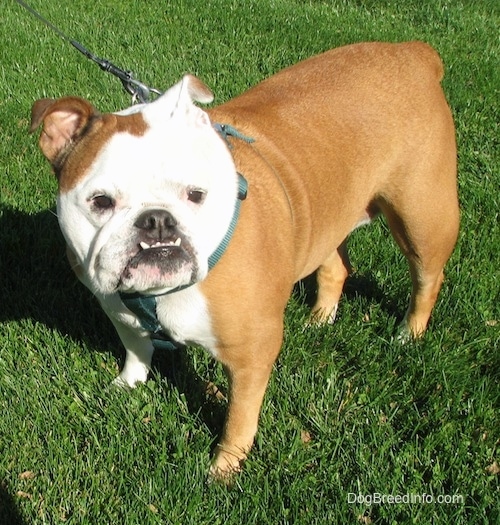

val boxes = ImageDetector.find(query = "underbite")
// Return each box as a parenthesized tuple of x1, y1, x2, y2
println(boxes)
(139, 238, 182, 250)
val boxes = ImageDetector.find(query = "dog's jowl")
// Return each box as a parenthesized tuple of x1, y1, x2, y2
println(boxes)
(31, 42, 459, 477)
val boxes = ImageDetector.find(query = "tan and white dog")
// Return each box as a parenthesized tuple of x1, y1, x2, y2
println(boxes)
(31, 42, 459, 477)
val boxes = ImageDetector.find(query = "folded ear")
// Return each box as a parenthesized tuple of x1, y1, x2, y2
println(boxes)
(182, 74, 214, 104)
(181, 75, 214, 128)
(30, 97, 97, 163)
(142, 74, 214, 128)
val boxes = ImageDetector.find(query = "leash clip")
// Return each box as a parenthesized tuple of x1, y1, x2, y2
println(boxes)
(121, 75, 162, 104)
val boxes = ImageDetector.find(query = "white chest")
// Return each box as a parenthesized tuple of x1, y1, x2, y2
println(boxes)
(155, 285, 218, 357)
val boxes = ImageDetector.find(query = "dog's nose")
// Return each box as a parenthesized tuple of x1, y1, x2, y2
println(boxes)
(134, 209, 177, 239)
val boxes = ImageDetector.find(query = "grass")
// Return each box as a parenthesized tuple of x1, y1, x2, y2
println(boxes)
(1, 0, 499, 523)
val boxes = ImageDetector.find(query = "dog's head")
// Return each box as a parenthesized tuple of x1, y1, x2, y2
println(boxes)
(31, 75, 239, 296)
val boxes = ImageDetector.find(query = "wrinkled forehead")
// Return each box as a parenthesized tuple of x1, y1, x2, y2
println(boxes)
(86, 131, 204, 194)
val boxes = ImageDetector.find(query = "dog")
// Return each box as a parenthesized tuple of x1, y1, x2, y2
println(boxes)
(30, 41, 459, 477)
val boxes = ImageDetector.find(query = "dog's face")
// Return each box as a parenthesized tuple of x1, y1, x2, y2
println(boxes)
(31, 76, 238, 296)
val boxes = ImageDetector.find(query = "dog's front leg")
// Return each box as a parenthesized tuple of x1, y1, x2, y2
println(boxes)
(96, 295, 155, 388)
(109, 318, 155, 388)
(210, 319, 284, 479)
(210, 362, 274, 477)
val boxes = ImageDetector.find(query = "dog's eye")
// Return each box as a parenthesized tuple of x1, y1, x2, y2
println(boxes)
(92, 195, 115, 210)
(187, 189, 206, 205)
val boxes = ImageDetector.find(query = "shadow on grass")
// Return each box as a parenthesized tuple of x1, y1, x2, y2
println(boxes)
(295, 265, 404, 324)
(0, 204, 226, 436)
(0, 483, 25, 525)
(0, 205, 118, 350)
(152, 346, 228, 440)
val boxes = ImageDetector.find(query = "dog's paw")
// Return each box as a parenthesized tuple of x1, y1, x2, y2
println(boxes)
(306, 303, 339, 328)
(111, 375, 135, 390)
(395, 318, 427, 343)
(395, 325, 412, 345)
(208, 443, 246, 484)
(111, 367, 149, 389)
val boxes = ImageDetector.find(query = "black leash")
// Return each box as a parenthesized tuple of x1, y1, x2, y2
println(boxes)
(14, 0, 162, 103)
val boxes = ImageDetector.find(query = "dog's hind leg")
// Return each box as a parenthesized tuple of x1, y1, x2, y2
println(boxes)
(310, 240, 351, 324)
(378, 177, 459, 338)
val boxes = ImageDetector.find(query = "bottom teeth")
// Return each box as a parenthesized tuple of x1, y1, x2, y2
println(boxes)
(139, 238, 181, 250)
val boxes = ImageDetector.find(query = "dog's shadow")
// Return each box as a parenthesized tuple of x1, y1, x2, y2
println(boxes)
(0, 483, 26, 525)
(295, 263, 402, 325)
(0, 204, 225, 427)
(0, 205, 117, 349)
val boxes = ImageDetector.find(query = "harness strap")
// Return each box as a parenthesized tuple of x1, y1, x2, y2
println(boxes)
(120, 293, 182, 351)
(212, 123, 255, 148)
(208, 173, 247, 268)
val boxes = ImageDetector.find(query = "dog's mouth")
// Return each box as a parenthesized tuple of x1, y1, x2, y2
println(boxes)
(119, 234, 197, 292)
(127, 235, 191, 270)
(130, 239, 187, 266)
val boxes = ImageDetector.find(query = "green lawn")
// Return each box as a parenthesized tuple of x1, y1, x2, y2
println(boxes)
(1, 0, 498, 523)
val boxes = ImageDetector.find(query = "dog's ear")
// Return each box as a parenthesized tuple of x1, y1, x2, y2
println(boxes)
(30, 97, 97, 163)
(143, 74, 214, 128)
(181, 74, 214, 105)
(178, 75, 214, 128)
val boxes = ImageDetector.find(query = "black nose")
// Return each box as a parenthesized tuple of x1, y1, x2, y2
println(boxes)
(134, 209, 177, 239)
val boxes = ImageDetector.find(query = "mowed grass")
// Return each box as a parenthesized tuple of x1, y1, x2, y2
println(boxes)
(1, 0, 499, 523)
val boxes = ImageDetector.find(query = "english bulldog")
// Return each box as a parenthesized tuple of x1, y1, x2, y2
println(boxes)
(30, 41, 459, 477)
